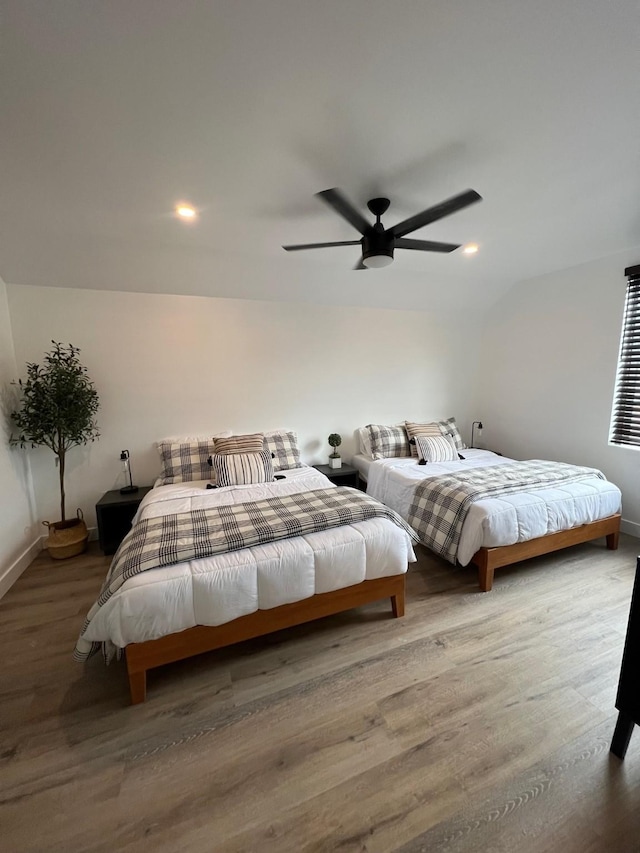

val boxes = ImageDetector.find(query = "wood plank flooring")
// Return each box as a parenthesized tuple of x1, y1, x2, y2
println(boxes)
(1, 537, 639, 852)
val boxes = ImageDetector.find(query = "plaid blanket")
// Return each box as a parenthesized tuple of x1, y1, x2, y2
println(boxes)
(74, 487, 418, 661)
(408, 460, 606, 564)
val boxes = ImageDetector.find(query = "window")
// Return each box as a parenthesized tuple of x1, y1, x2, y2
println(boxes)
(610, 264, 640, 446)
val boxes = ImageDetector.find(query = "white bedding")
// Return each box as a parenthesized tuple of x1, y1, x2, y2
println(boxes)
(364, 449, 622, 566)
(351, 453, 374, 482)
(83, 466, 416, 649)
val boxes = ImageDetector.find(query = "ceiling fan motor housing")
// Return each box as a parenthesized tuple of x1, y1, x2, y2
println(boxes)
(362, 223, 394, 265)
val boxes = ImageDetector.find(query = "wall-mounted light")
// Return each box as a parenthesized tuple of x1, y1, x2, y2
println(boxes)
(471, 421, 484, 448)
(120, 450, 139, 495)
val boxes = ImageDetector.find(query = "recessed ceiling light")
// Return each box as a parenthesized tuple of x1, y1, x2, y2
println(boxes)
(175, 203, 197, 220)
(462, 243, 479, 255)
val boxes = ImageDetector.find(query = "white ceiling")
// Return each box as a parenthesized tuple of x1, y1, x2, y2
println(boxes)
(1, 0, 639, 313)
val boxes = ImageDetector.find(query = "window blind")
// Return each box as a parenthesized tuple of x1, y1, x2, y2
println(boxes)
(611, 264, 640, 446)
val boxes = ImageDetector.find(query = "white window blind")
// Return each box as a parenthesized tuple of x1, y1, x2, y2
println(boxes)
(611, 264, 640, 446)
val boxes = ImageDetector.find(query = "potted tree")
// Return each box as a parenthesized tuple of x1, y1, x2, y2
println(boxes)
(11, 341, 100, 559)
(328, 433, 342, 469)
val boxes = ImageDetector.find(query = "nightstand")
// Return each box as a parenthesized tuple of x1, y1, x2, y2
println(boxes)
(96, 486, 153, 555)
(313, 463, 362, 490)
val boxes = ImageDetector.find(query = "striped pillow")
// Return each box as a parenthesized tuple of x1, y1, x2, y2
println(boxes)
(405, 421, 443, 457)
(264, 431, 302, 471)
(212, 450, 275, 486)
(415, 434, 458, 463)
(214, 433, 264, 455)
(367, 424, 411, 460)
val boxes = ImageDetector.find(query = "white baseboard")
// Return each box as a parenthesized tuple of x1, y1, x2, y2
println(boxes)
(0, 526, 99, 600)
(621, 518, 640, 538)
(0, 537, 43, 600)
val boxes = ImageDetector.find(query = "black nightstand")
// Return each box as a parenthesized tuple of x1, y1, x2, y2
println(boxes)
(313, 464, 362, 490)
(96, 486, 153, 555)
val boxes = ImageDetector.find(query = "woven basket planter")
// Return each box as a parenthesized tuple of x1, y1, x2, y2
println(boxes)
(43, 509, 88, 560)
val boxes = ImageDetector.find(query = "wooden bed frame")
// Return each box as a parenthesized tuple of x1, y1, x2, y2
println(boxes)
(470, 514, 621, 592)
(123, 513, 621, 700)
(125, 573, 406, 704)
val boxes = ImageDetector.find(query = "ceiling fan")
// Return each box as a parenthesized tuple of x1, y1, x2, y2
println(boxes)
(283, 187, 482, 269)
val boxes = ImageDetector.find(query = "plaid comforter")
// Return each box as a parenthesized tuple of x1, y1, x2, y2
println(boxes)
(408, 460, 606, 564)
(74, 487, 418, 661)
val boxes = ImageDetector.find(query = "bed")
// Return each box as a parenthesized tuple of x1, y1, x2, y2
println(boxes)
(354, 448, 621, 591)
(76, 465, 417, 703)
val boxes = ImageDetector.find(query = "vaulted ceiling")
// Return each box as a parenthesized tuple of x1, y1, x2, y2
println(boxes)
(1, 1, 639, 312)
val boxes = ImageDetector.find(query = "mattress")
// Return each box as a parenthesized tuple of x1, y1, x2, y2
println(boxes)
(83, 465, 417, 649)
(351, 453, 374, 482)
(365, 449, 622, 566)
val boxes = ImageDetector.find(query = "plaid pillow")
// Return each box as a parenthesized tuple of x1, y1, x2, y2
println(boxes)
(367, 424, 411, 460)
(214, 433, 264, 455)
(264, 431, 302, 471)
(212, 450, 274, 487)
(157, 440, 215, 485)
(415, 434, 458, 463)
(438, 417, 465, 451)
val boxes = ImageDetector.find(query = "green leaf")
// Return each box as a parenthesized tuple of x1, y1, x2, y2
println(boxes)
(9, 342, 100, 520)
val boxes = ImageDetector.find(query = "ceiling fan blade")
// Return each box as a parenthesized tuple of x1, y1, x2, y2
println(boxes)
(316, 188, 371, 235)
(354, 257, 367, 270)
(395, 237, 460, 253)
(282, 240, 362, 251)
(390, 189, 482, 238)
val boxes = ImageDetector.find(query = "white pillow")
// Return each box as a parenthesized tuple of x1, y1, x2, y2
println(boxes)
(357, 427, 373, 457)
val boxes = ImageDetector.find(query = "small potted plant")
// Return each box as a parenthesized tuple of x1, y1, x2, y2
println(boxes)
(328, 433, 342, 469)
(10, 341, 100, 559)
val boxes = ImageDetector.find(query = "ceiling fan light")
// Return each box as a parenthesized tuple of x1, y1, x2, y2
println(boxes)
(362, 254, 393, 269)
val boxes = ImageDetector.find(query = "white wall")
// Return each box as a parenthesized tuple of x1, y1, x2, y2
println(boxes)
(6, 284, 482, 530)
(0, 279, 38, 587)
(478, 246, 640, 533)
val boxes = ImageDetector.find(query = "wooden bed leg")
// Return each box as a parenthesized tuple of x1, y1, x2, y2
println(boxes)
(606, 531, 620, 550)
(127, 668, 147, 705)
(473, 549, 494, 592)
(478, 565, 494, 592)
(391, 588, 405, 618)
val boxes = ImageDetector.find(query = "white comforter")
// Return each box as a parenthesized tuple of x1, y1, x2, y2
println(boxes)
(83, 466, 416, 649)
(365, 450, 622, 566)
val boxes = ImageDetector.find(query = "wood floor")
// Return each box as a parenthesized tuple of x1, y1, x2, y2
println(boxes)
(1, 537, 639, 853)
